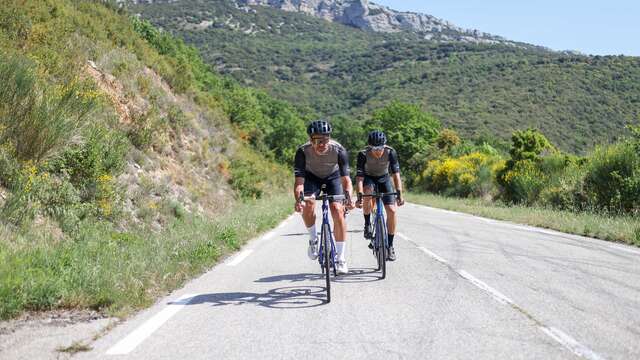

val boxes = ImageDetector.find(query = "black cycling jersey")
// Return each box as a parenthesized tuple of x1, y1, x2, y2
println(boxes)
(294, 140, 350, 179)
(356, 145, 400, 178)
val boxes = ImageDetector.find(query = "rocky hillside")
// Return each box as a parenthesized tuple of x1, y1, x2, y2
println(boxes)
(1, 0, 299, 324)
(239, 0, 516, 45)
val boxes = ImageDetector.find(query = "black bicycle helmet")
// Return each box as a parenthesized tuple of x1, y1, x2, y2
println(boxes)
(307, 120, 332, 136)
(368, 130, 387, 147)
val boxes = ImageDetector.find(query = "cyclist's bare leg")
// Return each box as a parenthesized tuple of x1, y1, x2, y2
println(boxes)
(302, 199, 316, 228)
(330, 202, 346, 241)
(385, 203, 397, 234)
(362, 186, 374, 215)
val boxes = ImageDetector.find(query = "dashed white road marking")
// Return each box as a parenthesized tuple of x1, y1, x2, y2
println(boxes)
(106, 293, 198, 355)
(226, 249, 254, 266)
(417, 246, 449, 265)
(540, 326, 606, 360)
(398, 231, 605, 360)
(398, 233, 449, 265)
(458, 270, 514, 305)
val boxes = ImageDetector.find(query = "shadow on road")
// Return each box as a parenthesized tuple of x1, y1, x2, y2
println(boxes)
(256, 269, 381, 284)
(332, 267, 381, 283)
(176, 286, 327, 309)
(172, 267, 383, 310)
(255, 273, 323, 283)
(281, 229, 364, 237)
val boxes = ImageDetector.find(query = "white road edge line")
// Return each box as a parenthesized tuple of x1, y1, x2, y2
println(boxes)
(609, 244, 640, 256)
(226, 249, 254, 266)
(398, 231, 605, 360)
(106, 293, 198, 355)
(540, 326, 606, 360)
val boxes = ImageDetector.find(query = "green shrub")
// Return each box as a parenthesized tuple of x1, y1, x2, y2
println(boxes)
(498, 159, 546, 205)
(497, 129, 556, 204)
(1, 164, 82, 227)
(0, 53, 95, 163)
(535, 154, 588, 210)
(127, 110, 158, 149)
(584, 142, 640, 213)
(435, 128, 462, 153)
(229, 158, 265, 200)
(47, 125, 129, 196)
(370, 102, 441, 173)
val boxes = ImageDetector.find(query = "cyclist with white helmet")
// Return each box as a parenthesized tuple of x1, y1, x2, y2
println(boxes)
(294, 120, 355, 274)
(355, 130, 404, 261)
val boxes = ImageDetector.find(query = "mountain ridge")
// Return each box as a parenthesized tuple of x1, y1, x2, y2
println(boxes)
(237, 0, 534, 47)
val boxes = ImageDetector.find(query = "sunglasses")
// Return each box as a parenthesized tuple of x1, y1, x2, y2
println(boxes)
(371, 145, 385, 151)
(311, 137, 330, 145)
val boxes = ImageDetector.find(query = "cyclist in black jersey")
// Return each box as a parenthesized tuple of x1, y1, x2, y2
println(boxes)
(294, 120, 355, 274)
(355, 130, 405, 261)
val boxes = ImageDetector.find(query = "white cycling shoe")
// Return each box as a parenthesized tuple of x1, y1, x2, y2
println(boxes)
(307, 239, 319, 260)
(336, 261, 349, 275)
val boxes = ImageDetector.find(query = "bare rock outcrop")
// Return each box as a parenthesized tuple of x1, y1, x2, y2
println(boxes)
(239, 0, 508, 44)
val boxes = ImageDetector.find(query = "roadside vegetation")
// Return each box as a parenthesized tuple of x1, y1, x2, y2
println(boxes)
(0, 194, 291, 320)
(407, 126, 640, 246)
(0, 0, 298, 320)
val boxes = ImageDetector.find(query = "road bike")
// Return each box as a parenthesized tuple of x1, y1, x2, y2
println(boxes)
(360, 186, 398, 279)
(299, 185, 347, 303)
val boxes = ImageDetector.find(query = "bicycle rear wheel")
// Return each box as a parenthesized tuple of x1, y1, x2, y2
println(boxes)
(322, 223, 331, 302)
(375, 217, 386, 279)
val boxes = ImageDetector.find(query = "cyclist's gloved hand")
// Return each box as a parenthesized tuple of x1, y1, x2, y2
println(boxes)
(396, 190, 405, 206)
(345, 192, 356, 210)
(295, 192, 305, 212)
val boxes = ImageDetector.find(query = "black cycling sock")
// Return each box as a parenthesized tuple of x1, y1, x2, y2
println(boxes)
(364, 214, 371, 226)
(388, 234, 394, 248)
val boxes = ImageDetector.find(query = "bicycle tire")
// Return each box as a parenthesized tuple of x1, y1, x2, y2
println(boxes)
(373, 217, 381, 270)
(376, 218, 386, 279)
(322, 223, 331, 302)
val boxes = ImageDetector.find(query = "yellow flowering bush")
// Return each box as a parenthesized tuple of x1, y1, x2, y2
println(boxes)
(419, 152, 504, 198)
(2, 162, 81, 227)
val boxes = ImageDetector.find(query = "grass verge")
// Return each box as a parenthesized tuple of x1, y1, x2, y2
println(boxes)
(0, 193, 292, 320)
(407, 192, 640, 247)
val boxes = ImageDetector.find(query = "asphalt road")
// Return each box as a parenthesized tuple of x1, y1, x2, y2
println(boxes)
(79, 203, 640, 359)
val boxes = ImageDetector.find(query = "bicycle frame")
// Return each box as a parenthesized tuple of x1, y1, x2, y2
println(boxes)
(372, 190, 388, 251)
(318, 195, 337, 273)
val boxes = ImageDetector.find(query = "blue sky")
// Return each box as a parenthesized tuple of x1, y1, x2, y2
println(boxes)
(374, 0, 639, 56)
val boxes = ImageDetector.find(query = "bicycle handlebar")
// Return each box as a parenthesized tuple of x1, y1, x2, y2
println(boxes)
(299, 192, 347, 202)
(360, 192, 399, 198)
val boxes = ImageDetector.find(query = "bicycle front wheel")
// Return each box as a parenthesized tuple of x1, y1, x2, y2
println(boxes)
(322, 223, 331, 302)
(375, 217, 386, 279)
